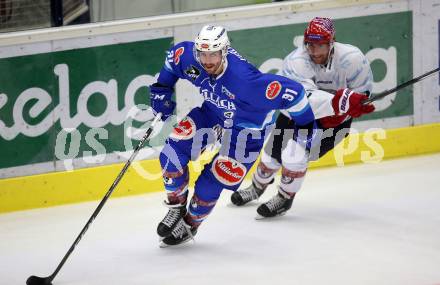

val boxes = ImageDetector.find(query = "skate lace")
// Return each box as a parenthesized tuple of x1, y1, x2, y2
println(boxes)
(171, 219, 194, 240)
(239, 185, 259, 202)
(266, 194, 286, 212)
(161, 202, 183, 227)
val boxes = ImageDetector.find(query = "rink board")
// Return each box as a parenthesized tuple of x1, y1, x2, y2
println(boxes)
(2, 0, 440, 181)
(1, 122, 440, 213)
(1, 0, 440, 213)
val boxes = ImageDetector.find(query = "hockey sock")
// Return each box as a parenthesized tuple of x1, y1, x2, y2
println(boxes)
(185, 194, 217, 228)
(163, 166, 189, 205)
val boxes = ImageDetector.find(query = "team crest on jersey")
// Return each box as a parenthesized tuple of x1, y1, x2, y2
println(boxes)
(211, 156, 246, 186)
(184, 65, 201, 81)
(170, 117, 196, 140)
(174, 47, 185, 65)
(266, 81, 282, 100)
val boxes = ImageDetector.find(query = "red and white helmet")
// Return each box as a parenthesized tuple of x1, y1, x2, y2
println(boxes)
(195, 25, 230, 53)
(304, 17, 335, 44)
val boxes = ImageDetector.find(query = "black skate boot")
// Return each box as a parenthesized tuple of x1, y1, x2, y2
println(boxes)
(231, 179, 272, 206)
(256, 189, 295, 219)
(159, 218, 198, 248)
(157, 202, 187, 238)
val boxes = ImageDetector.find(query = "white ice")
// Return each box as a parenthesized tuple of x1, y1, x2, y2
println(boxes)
(1, 154, 440, 285)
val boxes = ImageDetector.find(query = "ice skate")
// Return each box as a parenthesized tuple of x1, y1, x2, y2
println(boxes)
(231, 180, 268, 206)
(159, 219, 197, 248)
(255, 189, 295, 219)
(157, 201, 187, 238)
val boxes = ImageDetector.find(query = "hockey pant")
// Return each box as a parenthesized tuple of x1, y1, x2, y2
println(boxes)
(255, 113, 352, 195)
(159, 106, 267, 227)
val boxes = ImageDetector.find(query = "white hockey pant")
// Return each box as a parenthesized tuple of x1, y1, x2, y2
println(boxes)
(255, 138, 308, 195)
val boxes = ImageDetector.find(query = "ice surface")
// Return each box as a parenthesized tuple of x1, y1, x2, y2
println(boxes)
(1, 154, 440, 285)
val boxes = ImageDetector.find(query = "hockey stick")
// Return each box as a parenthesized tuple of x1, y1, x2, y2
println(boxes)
(363, 67, 440, 104)
(26, 113, 162, 285)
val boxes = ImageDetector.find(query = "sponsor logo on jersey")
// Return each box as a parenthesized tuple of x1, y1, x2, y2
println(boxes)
(266, 81, 282, 100)
(211, 156, 246, 186)
(174, 47, 185, 65)
(184, 65, 201, 81)
(222, 86, 235, 99)
(170, 117, 196, 140)
(201, 89, 236, 111)
(316, 80, 333, 84)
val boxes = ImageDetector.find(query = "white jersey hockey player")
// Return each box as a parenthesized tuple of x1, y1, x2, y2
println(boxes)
(231, 17, 375, 218)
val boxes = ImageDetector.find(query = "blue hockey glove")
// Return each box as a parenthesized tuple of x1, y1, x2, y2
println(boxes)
(149, 83, 176, 120)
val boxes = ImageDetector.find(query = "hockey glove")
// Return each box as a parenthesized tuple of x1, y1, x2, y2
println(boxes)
(319, 114, 348, 129)
(332, 88, 375, 118)
(149, 83, 176, 120)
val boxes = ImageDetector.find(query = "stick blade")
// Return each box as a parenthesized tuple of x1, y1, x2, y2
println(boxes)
(26, 275, 52, 285)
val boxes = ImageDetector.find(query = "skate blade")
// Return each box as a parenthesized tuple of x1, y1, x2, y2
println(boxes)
(255, 211, 287, 220)
(159, 237, 194, 248)
(159, 241, 171, 248)
(255, 214, 266, 220)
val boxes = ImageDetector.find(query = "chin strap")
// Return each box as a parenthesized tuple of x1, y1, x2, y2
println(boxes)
(324, 42, 335, 72)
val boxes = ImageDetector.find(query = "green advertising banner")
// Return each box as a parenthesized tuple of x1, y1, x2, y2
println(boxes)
(230, 11, 413, 121)
(0, 12, 413, 174)
(0, 38, 172, 170)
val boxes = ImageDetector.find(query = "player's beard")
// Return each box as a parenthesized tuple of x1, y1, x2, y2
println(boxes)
(203, 62, 223, 75)
(307, 42, 333, 66)
(310, 54, 327, 65)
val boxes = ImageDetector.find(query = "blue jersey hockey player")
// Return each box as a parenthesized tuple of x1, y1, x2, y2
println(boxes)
(149, 25, 316, 247)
